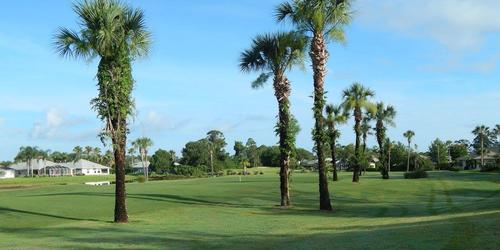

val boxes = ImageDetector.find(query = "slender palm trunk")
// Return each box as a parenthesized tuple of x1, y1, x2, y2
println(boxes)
(274, 74, 291, 207)
(361, 134, 367, 176)
(310, 32, 332, 210)
(481, 136, 484, 168)
(406, 142, 411, 172)
(210, 148, 214, 177)
(330, 131, 338, 182)
(376, 123, 388, 179)
(113, 119, 128, 223)
(353, 108, 362, 182)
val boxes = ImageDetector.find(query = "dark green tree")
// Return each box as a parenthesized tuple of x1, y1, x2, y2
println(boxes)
(403, 130, 415, 172)
(150, 149, 173, 174)
(246, 138, 260, 167)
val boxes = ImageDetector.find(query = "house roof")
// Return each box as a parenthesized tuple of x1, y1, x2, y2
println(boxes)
(8, 159, 109, 170)
(62, 159, 110, 170)
(132, 161, 150, 169)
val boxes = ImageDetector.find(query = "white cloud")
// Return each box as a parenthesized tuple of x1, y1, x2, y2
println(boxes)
(358, 0, 500, 51)
(30, 108, 94, 140)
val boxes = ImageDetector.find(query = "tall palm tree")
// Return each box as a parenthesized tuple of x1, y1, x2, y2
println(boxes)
(472, 125, 490, 168)
(325, 104, 348, 181)
(341, 83, 376, 182)
(55, 0, 151, 223)
(373, 102, 396, 179)
(385, 138, 393, 173)
(240, 31, 307, 207)
(403, 130, 415, 172)
(72, 146, 83, 162)
(84, 146, 93, 159)
(276, 0, 352, 211)
(131, 137, 153, 181)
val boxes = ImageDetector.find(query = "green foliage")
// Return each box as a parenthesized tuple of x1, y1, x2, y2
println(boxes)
(480, 163, 499, 172)
(428, 138, 450, 164)
(181, 139, 211, 167)
(246, 138, 261, 167)
(150, 149, 174, 174)
(136, 176, 146, 183)
(472, 125, 496, 155)
(259, 146, 281, 167)
(404, 169, 428, 179)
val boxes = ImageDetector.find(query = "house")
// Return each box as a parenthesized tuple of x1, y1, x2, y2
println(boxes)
(132, 161, 150, 174)
(0, 167, 16, 179)
(456, 150, 499, 170)
(7, 159, 110, 177)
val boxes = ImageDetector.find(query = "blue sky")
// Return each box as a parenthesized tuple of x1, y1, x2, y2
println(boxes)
(0, 0, 499, 161)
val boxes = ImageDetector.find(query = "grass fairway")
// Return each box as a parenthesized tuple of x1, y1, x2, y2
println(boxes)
(0, 171, 498, 249)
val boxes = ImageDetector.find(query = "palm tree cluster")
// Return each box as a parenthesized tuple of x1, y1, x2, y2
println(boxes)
(240, 0, 352, 210)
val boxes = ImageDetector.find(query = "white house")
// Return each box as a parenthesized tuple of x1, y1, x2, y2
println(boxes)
(0, 167, 16, 179)
(7, 159, 110, 177)
(132, 161, 150, 174)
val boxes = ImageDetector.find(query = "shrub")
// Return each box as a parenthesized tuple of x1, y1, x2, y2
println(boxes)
(449, 166, 461, 172)
(404, 169, 428, 179)
(259, 171, 264, 175)
(481, 163, 500, 172)
(136, 176, 146, 183)
(254, 171, 259, 175)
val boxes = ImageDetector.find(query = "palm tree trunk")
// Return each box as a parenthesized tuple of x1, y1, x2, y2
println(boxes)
(353, 108, 361, 183)
(274, 74, 291, 207)
(113, 119, 128, 223)
(481, 136, 484, 168)
(331, 132, 338, 182)
(310, 32, 332, 210)
(406, 143, 411, 172)
(376, 124, 388, 179)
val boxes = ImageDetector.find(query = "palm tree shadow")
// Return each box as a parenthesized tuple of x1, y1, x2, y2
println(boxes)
(0, 206, 108, 223)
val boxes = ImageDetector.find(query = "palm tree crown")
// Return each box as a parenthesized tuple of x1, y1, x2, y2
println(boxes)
(342, 83, 376, 114)
(276, 0, 352, 41)
(404, 130, 415, 144)
(240, 32, 307, 88)
(55, 0, 151, 60)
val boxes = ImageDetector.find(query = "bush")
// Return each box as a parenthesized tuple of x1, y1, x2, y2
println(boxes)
(480, 163, 500, 172)
(449, 166, 461, 172)
(136, 176, 146, 183)
(254, 171, 259, 175)
(260, 171, 264, 175)
(404, 170, 428, 179)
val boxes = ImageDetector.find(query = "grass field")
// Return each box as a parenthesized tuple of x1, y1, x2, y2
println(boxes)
(0, 171, 498, 249)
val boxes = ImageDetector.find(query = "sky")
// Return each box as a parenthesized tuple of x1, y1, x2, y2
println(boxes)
(0, 0, 499, 161)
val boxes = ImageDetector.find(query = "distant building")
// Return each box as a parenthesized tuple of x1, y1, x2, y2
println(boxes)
(131, 161, 150, 174)
(0, 167, 16, 179)
(7, 159, 110, 177)
(456, 148, 499, 170)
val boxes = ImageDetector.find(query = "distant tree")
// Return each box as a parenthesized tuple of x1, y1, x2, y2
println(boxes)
(472, 125, 493, 168)
(246, 138, 260, 167)
(449, 143, 469, 161)
(373, 102, 396, 179)
(403, 130, 415, 172)
(14, 146, 45, 177)
(150, 149, 173, 174)
(428, 138, 448, 165)
(276, 0, 352, 212)
(325, 104, 348, 181)
(234, 141, 246, 159)
(342, 83, 376, 182)
(181, 139, 211, 167)
(55, 0, 152, 223)
(206, 130, 227, 176)
(259, 146, 281, 168)
(240, 31, 307, 207)
(131, 137, 153, 181)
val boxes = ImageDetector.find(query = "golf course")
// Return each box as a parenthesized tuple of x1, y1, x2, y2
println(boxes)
(0, 170, 498, 249)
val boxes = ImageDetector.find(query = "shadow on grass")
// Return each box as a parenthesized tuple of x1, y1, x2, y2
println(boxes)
(0, 211, 498, 249)
(0, 206, 107, 222)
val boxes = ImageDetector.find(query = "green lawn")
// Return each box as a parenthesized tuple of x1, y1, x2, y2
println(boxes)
(0, 171, 498, 249)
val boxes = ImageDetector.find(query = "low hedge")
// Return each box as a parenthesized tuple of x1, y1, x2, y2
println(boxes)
(404, 170, 428, 179)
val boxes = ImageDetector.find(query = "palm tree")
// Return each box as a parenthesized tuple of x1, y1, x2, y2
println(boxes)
(240, 31, 307, 207)
(131, 137, 153, 181)
(373, 102, 396, 179)
(14, 146, 43, 177)
(325, 104, 348, 181)
(72, 146, 83, 162)
(360, 115, 373, 176)
(472, 125, 490, 168)
(385, 138, 393, 173)
(55, 0, 151, 223)
(403, 130, 415, 172)
(341, 83, 376, 182)
(276, 0, 352, 211)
